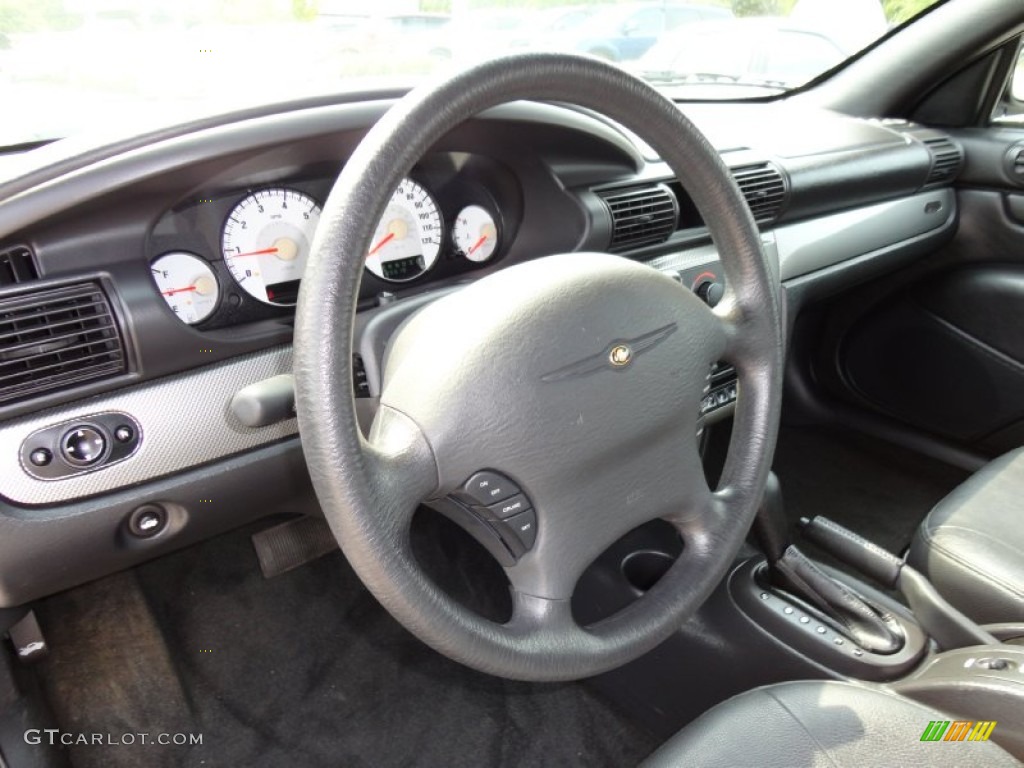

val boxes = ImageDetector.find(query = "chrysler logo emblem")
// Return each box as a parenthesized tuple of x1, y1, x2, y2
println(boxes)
(540, 323, 677, 382)
(609, 345, 633, 366)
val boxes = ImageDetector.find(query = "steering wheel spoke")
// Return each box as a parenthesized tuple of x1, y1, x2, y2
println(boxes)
(490, 432, 711, 609)
(508, 591, 577, 636)
(361, 404, 439, 536)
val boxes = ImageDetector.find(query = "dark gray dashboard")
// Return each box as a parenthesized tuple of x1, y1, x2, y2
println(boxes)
(0, 93, 963, 607)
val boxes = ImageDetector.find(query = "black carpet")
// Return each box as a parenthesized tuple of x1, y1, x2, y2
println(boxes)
(33, 514, 659, 768)
(773, 426, 969, 557)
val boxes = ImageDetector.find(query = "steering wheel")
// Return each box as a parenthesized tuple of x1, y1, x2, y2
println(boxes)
(294, 54, 783, 682)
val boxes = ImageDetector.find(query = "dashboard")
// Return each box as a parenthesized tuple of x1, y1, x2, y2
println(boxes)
(0, 93, 962, 608)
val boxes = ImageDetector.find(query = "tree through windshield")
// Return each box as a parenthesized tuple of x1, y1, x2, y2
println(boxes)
(0, 0, 941, 146)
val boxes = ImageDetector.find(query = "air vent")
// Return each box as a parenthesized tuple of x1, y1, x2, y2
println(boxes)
(731, 164, 787, 223)
(922, 136, 963, 186)
(0, 245, 39, 287)
(0, 282, 126, 406)
(598, 183, 679, 252)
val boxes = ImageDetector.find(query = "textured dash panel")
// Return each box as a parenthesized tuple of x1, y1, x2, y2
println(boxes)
(0, 346, 297, 505)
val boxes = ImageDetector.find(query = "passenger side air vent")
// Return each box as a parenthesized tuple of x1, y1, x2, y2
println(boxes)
(922, 136, 963, 186)
(597, 183, 679, 252)
(731, 164, 787, 224)
(0, 282, 126, 406)
(0, 245, 39, 287)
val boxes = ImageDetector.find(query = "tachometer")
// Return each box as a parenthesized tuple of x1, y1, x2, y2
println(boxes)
(151, 251, 220, 325)
(222, 188, 321, 306)
(365, 178, 442, 282)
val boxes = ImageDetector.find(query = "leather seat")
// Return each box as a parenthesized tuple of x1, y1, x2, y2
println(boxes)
(908, 447, 1024, 624)
(641, 680, 1018, 767)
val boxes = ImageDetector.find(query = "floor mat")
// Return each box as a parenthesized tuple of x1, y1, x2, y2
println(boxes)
(33, 516, 659, 768)
(773, 425, 969, 558)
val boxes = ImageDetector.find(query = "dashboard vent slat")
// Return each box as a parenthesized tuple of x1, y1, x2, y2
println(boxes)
(0, 246, 39, 287)
(597, 183, 680, 252)
(731, 164, 787, 223)
(0, 282, 126, 406)
(922, 136, 964, 186)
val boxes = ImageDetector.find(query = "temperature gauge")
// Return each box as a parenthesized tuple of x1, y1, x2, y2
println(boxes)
(151, 251, 220, 325)
(453, 205, 499, 263)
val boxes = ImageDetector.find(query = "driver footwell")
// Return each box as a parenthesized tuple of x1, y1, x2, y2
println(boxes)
(29, 513, 659, 768)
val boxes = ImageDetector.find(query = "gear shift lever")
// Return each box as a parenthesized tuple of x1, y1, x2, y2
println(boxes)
(753, 472, 904, 654)
(751, 472, 789, 562)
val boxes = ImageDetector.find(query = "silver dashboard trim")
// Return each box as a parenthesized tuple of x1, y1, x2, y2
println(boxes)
(0, 346, 296, 505)
(776, 189, 955, 281)
(647, 189, 954, 285)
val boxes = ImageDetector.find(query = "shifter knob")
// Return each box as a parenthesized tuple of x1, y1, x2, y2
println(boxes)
(753, 472, 790, 563)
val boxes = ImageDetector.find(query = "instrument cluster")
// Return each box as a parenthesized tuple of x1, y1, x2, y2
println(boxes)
(147, 153, 516, 328)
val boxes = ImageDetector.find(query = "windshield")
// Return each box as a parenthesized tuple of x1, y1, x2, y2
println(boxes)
(0, 0, 943, 147)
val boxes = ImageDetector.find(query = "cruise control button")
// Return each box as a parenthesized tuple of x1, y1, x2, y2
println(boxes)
(60, 426, 107, 467)
(458, 471, 520, 506)
(486, 493, 530, 520)
(503, 508, 537, 550)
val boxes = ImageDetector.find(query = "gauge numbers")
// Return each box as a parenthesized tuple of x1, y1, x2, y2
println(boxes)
(366, 178, 443, 282)
(222, 188, 321, 306)
(453, 205, 499, 263)
(151, 251, 220, 325)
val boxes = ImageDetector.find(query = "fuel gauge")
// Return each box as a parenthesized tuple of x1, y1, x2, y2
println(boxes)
(453, 205, 499, 263)
(151, 251, 220, 325)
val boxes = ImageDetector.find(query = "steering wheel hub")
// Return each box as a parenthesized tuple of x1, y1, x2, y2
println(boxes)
(381, 253, 725, 597)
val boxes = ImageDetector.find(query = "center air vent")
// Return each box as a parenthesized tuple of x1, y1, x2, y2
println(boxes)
(0, 245, 39, 287)
(731, 163, 787, 224)
(0, 282, 126, 406)
(597, 183, 679, 252)
(922, 136, 964, 186)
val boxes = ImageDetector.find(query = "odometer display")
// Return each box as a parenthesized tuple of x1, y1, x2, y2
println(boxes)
(365, 178, 442, 282)
(382, 256, 426, 282)
(221, 188, 321, 306)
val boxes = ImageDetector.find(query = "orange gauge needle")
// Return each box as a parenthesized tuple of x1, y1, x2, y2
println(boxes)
(368, 232, 395, 256)
(161, 285, 198, 296)
(467, 235, 488, 256)
(233, 247, 279, 257)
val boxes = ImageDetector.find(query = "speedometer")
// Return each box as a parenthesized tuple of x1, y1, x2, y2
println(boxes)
(365, 178, 442, 282)
(222, 188, 321, 306)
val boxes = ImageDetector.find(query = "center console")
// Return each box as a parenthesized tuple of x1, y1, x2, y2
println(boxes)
(729, 558, 928, 680)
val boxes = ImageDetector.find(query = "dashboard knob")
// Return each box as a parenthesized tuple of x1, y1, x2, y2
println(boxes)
(695, 280, 724, 308)
(60, 425, 107, 467)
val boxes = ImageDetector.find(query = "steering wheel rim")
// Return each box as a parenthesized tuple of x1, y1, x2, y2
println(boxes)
(294, 53, 783, 682)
